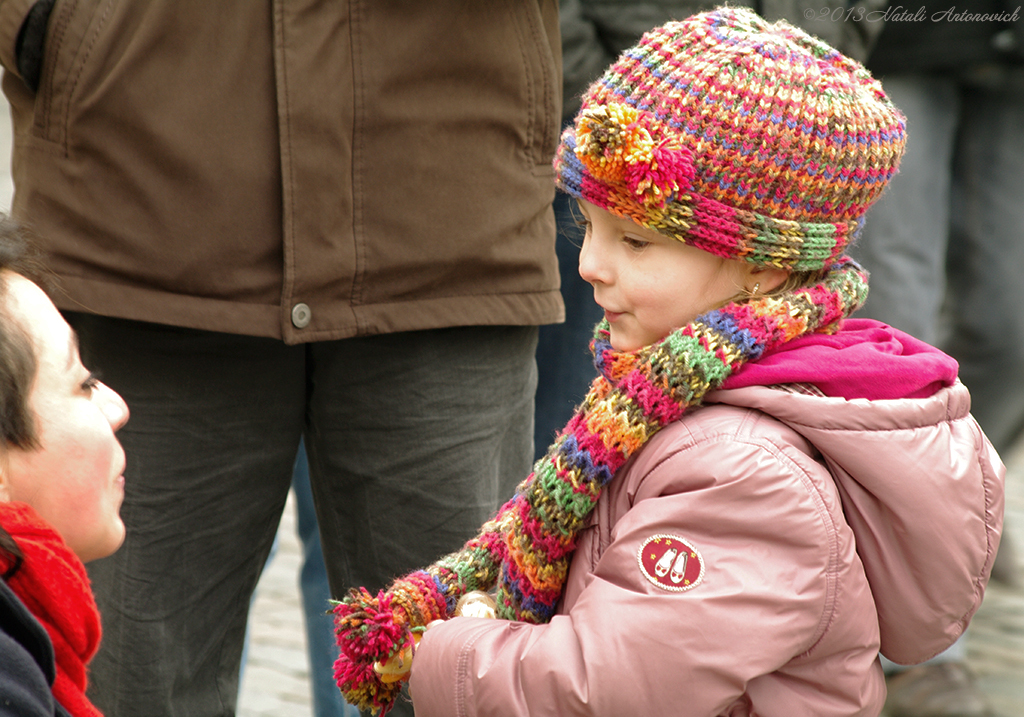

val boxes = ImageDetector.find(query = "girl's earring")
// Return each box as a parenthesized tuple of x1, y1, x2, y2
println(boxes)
(745, 282, 761, 299)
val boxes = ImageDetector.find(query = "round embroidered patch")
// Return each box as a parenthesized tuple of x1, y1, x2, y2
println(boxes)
(638, 534, 705, 592)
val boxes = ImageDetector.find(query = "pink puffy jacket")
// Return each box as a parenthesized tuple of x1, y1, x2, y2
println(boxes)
(409, 322, 1004, 716)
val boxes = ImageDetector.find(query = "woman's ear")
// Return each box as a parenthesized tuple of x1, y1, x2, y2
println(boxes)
(744, 266, 789, 295)
(0, 460, 10, 502)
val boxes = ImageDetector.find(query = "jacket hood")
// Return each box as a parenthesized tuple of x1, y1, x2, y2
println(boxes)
(723, 318, 959, 401)
(707, 318, 1004, 664)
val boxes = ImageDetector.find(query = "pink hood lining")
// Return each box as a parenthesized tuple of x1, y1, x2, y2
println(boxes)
(722, 318, 959, 401)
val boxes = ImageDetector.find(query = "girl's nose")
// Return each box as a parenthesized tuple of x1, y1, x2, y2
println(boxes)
(97, 382, 130, 430)
(578, 234, 612, 286)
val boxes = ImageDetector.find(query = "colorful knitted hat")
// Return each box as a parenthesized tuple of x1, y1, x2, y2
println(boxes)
(332, 9, 904, 716)
(554, 7, 906, 271)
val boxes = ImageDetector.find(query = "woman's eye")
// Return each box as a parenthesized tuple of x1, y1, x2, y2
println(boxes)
(624, 236, 651, 251)
(81, 373, 100, 393)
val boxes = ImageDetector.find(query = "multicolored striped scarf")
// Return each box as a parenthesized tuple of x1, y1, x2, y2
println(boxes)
(332, 256, 868, 714)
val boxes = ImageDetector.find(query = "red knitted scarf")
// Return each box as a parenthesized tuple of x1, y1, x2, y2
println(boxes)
(0, 502, 103, 717)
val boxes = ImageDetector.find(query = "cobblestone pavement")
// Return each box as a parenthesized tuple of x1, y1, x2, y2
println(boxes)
(238, 493, 314, 717)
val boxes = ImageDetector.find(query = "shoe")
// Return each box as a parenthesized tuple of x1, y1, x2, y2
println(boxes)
(885, 662, 992, 717)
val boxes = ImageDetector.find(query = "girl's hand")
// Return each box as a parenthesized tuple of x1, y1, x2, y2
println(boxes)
(372, 633, 421, 683)
(454, 590, 497, 619)
(371, 591, 497, 683)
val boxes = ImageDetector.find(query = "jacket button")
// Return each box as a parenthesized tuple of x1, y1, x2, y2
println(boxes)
(291, 303, 312, 329)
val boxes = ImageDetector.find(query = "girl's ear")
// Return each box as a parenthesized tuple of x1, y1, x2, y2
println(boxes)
(745, 266, 789, 295)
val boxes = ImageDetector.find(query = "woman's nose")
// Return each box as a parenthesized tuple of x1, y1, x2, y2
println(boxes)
(98, 382, 130, 430)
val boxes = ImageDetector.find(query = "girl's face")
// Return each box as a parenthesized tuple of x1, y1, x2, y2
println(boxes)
(577, 199, 754, 351)
(0, 272, 130, 563)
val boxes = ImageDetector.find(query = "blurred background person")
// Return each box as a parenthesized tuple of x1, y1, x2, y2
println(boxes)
(854, 3, 1024, 715)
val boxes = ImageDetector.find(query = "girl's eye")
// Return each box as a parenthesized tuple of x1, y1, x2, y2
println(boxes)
(623, 236, 651, 251)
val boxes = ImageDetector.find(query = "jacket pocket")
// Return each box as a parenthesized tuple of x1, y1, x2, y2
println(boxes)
(13, 0, 56, 92)
(33, 0, 116, 149)
(503, 0, 561, 173)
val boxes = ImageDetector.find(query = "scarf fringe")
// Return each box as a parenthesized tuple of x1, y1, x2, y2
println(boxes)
(333, 258, 868, 715)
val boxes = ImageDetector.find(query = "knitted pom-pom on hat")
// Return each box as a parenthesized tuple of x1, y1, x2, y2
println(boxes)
(554, 6, 907, 271)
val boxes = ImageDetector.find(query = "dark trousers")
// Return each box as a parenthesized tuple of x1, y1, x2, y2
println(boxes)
(69, 313, 537, 717)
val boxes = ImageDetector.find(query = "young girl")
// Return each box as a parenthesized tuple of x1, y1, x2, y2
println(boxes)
(0, 218, 130, 716)
(332, 9, 1004, 716)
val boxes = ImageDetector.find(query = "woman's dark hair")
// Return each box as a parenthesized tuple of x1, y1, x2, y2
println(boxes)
(0, 530, 22, 580)
(0, 215, 51, 579)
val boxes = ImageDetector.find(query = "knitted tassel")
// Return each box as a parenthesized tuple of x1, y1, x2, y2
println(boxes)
(333, 258, 868, 715)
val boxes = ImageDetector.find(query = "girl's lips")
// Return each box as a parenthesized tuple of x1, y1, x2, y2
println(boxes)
(604, 310, 623, 323)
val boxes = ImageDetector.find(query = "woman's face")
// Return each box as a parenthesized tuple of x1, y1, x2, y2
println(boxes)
(0, 272, 129, 563)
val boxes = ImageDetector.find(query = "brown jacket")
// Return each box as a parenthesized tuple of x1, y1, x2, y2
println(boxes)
(0, 1, 564, 343)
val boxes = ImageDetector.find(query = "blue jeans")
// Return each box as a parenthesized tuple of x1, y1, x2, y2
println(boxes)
(292, 441, 360, 717)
